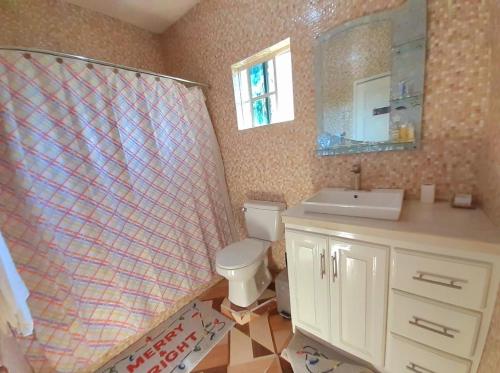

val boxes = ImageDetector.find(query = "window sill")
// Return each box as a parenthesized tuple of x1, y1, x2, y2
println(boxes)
(237, 118, 295, 132)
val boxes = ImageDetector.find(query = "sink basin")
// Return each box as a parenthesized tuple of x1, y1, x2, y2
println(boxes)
(302, 188, 405, 221)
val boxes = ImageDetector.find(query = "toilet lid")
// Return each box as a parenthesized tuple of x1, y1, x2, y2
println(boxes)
(216, 238, 270, 270)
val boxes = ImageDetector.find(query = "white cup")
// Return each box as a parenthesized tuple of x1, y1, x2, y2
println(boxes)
(421, 184, 435, 204)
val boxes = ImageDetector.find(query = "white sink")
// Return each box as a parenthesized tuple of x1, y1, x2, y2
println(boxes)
(302, 188, 405, 221)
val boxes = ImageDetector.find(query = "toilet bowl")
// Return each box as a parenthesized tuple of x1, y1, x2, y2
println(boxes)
(215, 200, 285, 307)
(216, 238, 272, 307)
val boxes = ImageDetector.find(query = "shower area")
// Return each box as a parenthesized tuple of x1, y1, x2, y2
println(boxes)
(0, 48, 235, 372)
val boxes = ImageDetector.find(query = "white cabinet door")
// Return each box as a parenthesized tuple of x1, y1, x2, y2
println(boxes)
(286, 230, 330, 340)
(329, 238, 388, 366)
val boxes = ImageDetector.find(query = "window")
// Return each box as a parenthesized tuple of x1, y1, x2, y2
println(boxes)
(232, 38, 294, 130)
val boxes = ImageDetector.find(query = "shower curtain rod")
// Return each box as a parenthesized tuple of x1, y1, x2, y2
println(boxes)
(0, 46, 209, 88)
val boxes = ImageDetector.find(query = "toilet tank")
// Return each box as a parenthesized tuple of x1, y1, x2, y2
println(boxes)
(244, 200, 286, 241)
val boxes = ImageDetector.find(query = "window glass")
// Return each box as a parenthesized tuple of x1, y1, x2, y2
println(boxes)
(231, 38, 294, 130)
(252, 98, 270, 126)
(249, 63, 266, 98)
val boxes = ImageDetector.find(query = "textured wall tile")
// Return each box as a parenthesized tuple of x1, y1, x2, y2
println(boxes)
(160, 1, 498, 370)
(160, 0, 491, 269)
(477, 1, 500, 372)
(479, 0, 500, 228)
(0, 0, 166, 72)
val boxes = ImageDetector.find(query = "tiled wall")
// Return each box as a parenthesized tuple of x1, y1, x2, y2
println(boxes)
(161, 0, 490, 269)
(161, 3, 498, 370)
(479, 0, 500, 228)
(0, 0, 166, 72)
(476, 1, 500, 371)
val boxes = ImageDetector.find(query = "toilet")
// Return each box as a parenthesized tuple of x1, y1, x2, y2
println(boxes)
(216, 200, 285, 307)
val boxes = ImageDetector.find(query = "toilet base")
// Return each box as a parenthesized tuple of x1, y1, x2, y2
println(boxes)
(228, 261, 272, 307)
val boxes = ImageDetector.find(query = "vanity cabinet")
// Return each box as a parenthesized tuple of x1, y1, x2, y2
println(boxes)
(285, 230, 330, 340)
(329, 239, 388, 365)
(286, 231, 388, 366)
(283, 201, 500, 373)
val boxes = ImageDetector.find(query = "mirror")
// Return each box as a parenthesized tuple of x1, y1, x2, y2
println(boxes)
(315, 0, 427, 156)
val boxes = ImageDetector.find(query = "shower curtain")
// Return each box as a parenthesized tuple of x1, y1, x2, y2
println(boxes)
(0, 50, 235, 372)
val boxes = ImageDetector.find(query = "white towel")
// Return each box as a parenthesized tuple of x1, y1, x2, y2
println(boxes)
(0, 232, 33, 336)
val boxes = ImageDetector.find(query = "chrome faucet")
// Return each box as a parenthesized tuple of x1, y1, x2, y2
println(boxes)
(351, 163, 361, 191)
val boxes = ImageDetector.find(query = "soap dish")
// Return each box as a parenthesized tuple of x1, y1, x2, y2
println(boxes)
(451, 202, 476, 210)
(451, 193, 476, 209)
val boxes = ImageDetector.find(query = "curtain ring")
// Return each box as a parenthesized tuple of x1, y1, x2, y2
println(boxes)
(155, 77, 160, 82)
(136, 73, 141, 78)
(86, 63, 93, 69)
(56, 58, 63, 64)
(23, 53, 31, 59)
(113, 68, 119, 74)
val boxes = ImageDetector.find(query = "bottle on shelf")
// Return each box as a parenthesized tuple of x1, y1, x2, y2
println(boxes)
(407, 122, 415, 142)
(399, 123, 408, 142)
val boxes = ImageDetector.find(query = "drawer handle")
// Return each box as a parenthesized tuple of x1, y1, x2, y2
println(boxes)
(409, 316, 460, 338)
(412, 271, 467, 290)
(406, 362, 436, 373)
(320, 252, 325, 279)
(331, 252, 338, 282)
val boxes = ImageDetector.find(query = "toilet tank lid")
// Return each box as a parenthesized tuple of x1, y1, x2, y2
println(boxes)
(244, 200, 286, 211)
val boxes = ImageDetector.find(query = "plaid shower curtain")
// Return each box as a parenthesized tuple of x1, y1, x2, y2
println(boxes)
(0, 50, 234, 372)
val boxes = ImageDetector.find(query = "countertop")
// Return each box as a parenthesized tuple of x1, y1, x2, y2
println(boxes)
(282, 201, 500, 255)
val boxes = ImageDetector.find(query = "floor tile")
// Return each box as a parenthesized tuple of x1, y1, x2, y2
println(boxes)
(267, 356, 283, 373)
(227, 355, 276, 373)
(229, 328, 254, 365)
(200, 281, 229, 301)
(251, 339, 274, 358)
(249, 313, 275, 352)
(268, 313, 293, 353)
(279, 357, 294, 373)
(197, 279, 293, 372)
(191, 333, 229, 372)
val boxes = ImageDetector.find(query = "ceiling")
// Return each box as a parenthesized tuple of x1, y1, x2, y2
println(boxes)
(64, 0, 200, 33)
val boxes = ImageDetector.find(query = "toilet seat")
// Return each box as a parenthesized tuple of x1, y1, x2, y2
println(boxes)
(216, 238, 270, 270)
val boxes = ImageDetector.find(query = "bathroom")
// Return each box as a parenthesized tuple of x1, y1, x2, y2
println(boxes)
(0, 0, 499, 372)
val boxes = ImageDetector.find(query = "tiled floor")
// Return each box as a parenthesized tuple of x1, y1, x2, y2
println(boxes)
(192, 280, 294, 373)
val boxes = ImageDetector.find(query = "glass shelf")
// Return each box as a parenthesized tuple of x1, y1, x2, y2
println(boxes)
(391, 94, 423, 109)
(392, 37, 425, 55)
(316, 140, 418, 157)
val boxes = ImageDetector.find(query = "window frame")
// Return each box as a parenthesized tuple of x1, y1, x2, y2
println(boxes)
(232, 38, 293, 130)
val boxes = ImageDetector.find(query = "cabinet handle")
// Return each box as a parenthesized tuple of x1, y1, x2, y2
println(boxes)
(320, 252, 325, 279)
(409, 316, 459, 338)
(412, 271, 467, 290)
(406, 362, 436, 373)
(331, 252, 338, 282)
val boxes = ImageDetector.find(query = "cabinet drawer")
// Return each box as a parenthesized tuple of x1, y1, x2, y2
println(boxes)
(392, 249, 491, 310)
(386, 333, 471, 373)
(390, 291, 481, 358)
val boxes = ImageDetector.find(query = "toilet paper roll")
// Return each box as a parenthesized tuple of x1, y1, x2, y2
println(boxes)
(421, 184, 435, 204)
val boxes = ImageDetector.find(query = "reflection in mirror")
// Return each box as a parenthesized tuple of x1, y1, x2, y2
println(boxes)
(315, 0, 427, 156)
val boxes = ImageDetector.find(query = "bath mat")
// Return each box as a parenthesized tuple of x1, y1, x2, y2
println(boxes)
(283, 331, 375, 373)
(97, 300, 234, 373)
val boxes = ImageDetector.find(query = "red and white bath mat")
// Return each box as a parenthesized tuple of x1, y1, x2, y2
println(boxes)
(98, 300, 234, 373)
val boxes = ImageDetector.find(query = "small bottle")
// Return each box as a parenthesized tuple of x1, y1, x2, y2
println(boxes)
(398, 80, 408, 99)
(399, 123, 408, 142)
(391, 115, 402, 142)
(391, 127, 400, 142)
(407, 122, 415, 141)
